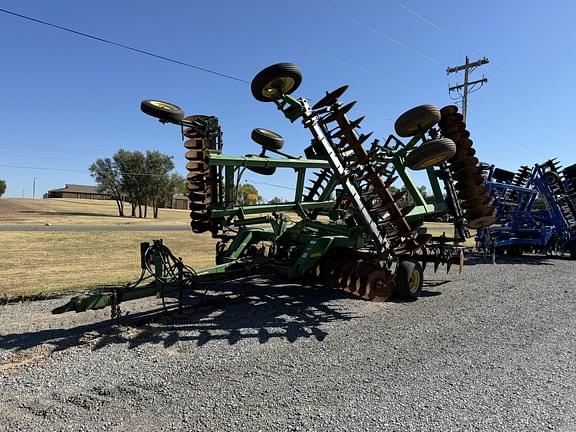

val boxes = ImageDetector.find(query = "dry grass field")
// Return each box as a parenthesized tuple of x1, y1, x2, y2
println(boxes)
(0, 198, 474, 298)
(1, 231, 217, 298)
(0, 199, 215, 298)
(0, 198, 190, 226)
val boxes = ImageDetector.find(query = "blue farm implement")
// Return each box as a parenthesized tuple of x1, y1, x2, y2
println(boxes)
(477, 160, 576, 258)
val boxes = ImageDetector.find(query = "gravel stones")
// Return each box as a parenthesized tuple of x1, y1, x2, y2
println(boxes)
(1, 256, 575, 431)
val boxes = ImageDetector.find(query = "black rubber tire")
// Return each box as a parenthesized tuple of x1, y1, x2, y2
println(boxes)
(567, 241, 576, 260)
(251, 63, 302, 102)
(507, 245, 524, 256)
(492, 168, 516, 183)
(543, 171, 560, 186)
(396, 259, 423, 300)
(563, 163, 576, 180)
(405, 138, 456, 170)
(245, 154, 276, 175)
(140, 100, 185, 122)
(191, 220, 210, 234)
(394, 104, 441, 137)
(495, 246, 506, 255)
(251, 128, 284, 150)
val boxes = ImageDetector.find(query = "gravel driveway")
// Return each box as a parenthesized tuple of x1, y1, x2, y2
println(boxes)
(1, 255, 575, 431)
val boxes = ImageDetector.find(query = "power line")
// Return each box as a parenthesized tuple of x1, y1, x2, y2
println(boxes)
(249, 180, 296, 191)
(372, 0, 436, 37)
(391, 0, 446, 33)
(318, 1, 441, 65)
(0, 164, 87, 173)
(0, 164, 180, 177)
(0, 7, 249, 84)
(0, 163, 299, 189)
(490, 62, 576, 142)
(466, 112, 547, 160)
(447, 56, 489, 122)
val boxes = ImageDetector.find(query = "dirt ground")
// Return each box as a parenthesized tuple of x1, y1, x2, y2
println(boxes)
(1, 257, 575, 431)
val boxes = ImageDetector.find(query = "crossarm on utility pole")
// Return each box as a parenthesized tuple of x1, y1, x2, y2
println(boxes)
(449, 77, 488, 92)
(446, 57, 489, 74)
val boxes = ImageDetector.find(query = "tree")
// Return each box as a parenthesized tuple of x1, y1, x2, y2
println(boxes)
(90, 149, 178, 219)
(236, 183, 262, 206)
(160, 172, 186, 210)
(0, 180, 6, 198)
(170, 173, 188, 196)
(114, 149, 146, 217)
(394, 185, 434, 207)
(417, 185, 434, 204)
(268, 196, 285, 204)
(144, 150, 175, 218)
(89, 158, 125, 216)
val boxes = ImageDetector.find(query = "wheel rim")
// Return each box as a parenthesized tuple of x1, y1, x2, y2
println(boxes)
(543, 173, 558, 185)
(260, 77, 296, 100)
(149, 100, 179, 111)
(413, 153, 448, 169)
(408, 269, 421, 293)
(256, 128, 280, 139)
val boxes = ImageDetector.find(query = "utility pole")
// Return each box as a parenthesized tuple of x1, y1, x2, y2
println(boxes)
(33, 177, 38, 200)
(447, 56, 489, 122)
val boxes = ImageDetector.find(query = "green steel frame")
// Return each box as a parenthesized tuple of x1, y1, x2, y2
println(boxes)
(52, 90, 466, 316)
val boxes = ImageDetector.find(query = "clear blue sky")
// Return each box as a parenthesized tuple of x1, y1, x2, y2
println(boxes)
(1, 1, 575, 200)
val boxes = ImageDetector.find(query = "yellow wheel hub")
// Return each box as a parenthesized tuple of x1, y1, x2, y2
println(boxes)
(415, 154, 448, 169)
(150, 100, 178, 111)
(261, 77, 295, 99)
(408, 269, 421, 292)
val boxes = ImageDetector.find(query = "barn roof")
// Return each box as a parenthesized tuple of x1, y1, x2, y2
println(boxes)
(47, 184, 108, 194)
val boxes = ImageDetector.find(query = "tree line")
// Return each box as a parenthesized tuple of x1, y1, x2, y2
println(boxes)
(90, 149, 185, 218)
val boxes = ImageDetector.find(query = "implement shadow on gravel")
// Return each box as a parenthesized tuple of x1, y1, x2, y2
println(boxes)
(113, 279, 357, 348)
(0, 279, 357, 354)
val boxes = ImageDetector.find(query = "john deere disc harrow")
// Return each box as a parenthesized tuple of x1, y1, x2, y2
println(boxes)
(183, 116, 216, 233)
(313, 85, 414, 242)
(438, 105, 495, 229)
(52, 64, 480, 318)
(250, 63, 467, 300)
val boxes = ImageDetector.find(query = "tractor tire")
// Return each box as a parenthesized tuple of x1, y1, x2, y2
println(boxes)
(251, 63, 302, 102)
(396, 259, 423, 300)
(492, 168, 516, 183)
(251, 128, 284, 150)
(140, 100, 185, 123)
(563, 163, 576, 180)
(567, 241, 576, 260)
(507, 245, 524, 256)
(394, 104, 441, 137)
(245, 154, 276, 175)
(405, 138, 456, 170)
(543, 171, 560, 186)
